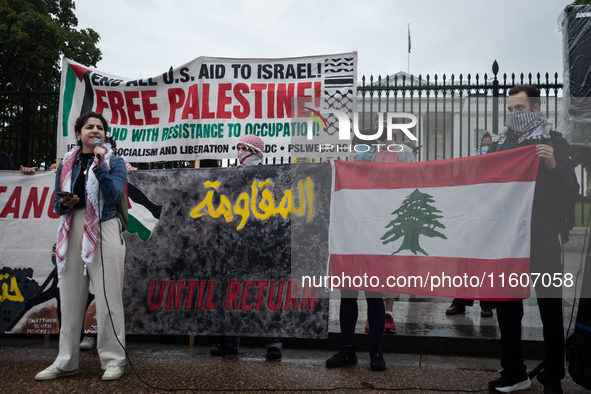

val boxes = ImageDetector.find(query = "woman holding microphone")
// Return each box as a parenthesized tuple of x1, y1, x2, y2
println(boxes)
(36, 112, 127, 381)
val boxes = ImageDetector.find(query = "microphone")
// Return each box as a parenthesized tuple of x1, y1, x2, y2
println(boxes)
(93, 138, 102, 161)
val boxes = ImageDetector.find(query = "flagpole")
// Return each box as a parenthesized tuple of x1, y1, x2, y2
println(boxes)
(407, 23, 410, 74)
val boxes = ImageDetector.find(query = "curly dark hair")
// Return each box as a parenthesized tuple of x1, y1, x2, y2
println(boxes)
(74, 112, 117, 150)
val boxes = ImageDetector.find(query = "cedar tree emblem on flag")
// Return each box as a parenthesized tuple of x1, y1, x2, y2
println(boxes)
(327, 147, 539, 298)
(381, 189, 447, 256)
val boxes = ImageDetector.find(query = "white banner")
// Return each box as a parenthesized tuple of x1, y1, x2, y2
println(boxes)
(0, 171, 60, 334)
(58, 53, 358, 162)
(0, 171, 59, 279)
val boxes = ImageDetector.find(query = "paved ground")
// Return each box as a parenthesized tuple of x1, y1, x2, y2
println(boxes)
(1, 335, 589, 394)
(1, 241, 589, 393)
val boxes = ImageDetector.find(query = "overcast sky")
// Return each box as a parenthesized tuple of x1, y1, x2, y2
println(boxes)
(74, 0, 571, 82)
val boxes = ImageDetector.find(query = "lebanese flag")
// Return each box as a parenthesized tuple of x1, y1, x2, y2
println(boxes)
(328, 145, 540, 299)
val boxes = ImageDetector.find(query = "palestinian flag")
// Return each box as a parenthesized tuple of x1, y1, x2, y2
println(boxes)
(328, 145, 540, 299)
(57, 58, 96, 156)
(126, 183, 162, 241)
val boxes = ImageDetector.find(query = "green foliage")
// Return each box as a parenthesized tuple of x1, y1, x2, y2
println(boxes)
(573, 0, 591, 4)
(381, 189, 447, 256)
(0, 0, 101, 83)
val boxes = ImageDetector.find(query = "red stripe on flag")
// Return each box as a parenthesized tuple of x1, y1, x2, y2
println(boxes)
(328, 254, 530, 299)
(124, 182, 131, 209)
(334, 145, 539, 191)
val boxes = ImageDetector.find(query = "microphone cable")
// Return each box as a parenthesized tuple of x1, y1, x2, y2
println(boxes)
(93, 160, 493, 393)
(565, 204, 591, 342)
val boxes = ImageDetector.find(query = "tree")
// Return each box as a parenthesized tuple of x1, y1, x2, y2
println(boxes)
(0, 0, 101, 168)
(381, 189, 447, 256)
(0, 0, 101, 83)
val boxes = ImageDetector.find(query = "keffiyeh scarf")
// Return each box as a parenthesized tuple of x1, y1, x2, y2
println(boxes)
(55, 144, 112, 279)
(237, 134, 264, 166)
(504, 111, 553, 144)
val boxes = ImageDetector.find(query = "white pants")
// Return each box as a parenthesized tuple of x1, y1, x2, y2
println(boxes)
(53, 209, 126, 371)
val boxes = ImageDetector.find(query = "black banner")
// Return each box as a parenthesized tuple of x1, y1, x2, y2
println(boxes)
(123, 163, 331, 338)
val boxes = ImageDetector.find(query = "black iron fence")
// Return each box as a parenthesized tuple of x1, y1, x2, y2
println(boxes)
(0, 77, 59, 169)
(356, 60, 563, 161)
(3, 61, 589, 226)
(0, 61, 566, 166)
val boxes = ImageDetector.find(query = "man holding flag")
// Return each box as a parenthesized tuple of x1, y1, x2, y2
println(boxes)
(487, 85, 578, 394)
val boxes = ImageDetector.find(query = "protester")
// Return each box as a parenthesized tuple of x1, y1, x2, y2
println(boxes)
(325, 135, 387, 371)
(19, 165, 38, 174)
(79, 324, 97, 350)
(373, 114, 416, 334)
(487, 86, 578, 394)
(446, 297, 495, 318)
(338, 117, 417, 335)
(0, 151, 17, 170)
(446, 131, 496, 318)
(79, 160, 136, 352)
(35, 112, 127, 381)
(0, 150, 42, 174)
(477, 132, 493, 155)
(210, 134, 283, 360)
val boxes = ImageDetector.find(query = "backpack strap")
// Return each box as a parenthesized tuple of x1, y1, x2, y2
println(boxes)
(110, 156, 129, 233)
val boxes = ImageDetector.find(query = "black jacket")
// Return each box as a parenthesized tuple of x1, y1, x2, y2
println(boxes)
(0, 151, 16, 170)
(488, 129, 579, 237)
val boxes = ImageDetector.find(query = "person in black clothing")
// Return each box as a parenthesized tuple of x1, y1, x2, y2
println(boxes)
(324, 136, 387, 372)
(446, 132, 496, 318)
(0, 150, 45, 173)
(0, 151, 17, 170)
(487, 85, 578, 394)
